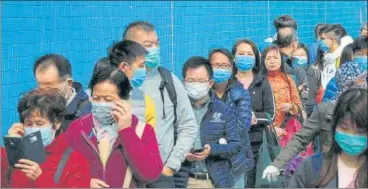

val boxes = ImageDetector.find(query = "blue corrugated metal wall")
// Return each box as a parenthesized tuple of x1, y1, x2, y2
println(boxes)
(1, 1, 367, 140)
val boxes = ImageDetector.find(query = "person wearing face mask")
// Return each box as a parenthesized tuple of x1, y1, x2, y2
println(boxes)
(308, 23, 329, 66)
(352, 35, 368, 71)
(319, 24, 354, 88)
(64, 66, 163, 188)
(34, 54, 91, 132)
(288, 88, 367, 188)
(85, 58, 112, 98)
(231, 39, 276, 187)
(179, 56, 242, 188)
(208, 48, 254, 188)
(123, 21, 198, 188)
(1, 90, 91, 188)
(263, 63, 367, 183)
(108, 40, 156, 129)
(277, 27, 309, 117)
(291, 43, 322, 117)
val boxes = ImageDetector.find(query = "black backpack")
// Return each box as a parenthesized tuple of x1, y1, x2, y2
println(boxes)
(157, 66, 178, 125)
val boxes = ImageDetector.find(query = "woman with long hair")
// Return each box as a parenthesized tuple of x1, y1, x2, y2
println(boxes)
(288, 88, 367, 188)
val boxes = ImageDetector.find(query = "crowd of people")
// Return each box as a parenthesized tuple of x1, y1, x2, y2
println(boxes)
(1, 15, 367, 188)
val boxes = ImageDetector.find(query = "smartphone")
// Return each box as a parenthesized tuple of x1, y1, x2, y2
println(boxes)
(3, 131, 46, 166)
(193, 147, 205, 153)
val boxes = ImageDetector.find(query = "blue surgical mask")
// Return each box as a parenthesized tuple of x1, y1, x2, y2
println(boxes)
(145, 47, 160, 69)
(319, 40, 330, 52)
(235, 55, 255, 72)
(213, 69, 232, 83)
(25, 126, 54, 147)
(354, 56, 367, 71)
(131, 68, 146, 88)
(91, 102, 116, 127)
(185, 82, 210, 100)
(335, 130, 368, 156)
(292, 56, 308, 68)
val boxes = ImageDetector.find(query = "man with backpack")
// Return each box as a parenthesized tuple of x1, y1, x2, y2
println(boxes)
(123, 21, 198, 188)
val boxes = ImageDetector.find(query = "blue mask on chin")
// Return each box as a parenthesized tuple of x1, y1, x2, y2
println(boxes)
(145, 47, 160, 69)
(235, 55, 256, 72)
(131, 68, 146, 88)
(213, 69, 232, 83)
(335, 130, 368, 156)
(25, 126, 54, 147)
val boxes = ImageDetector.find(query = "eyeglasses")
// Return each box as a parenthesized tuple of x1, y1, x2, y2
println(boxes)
(185, 78, 210, 83)
(211, 63, 232, 69)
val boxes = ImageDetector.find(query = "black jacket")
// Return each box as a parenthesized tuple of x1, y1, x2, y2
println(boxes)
(304, 66, 321, 117)
(272, 101, 335, 169)
(60, 82, 91, 132)
(247, 73, 275, 158)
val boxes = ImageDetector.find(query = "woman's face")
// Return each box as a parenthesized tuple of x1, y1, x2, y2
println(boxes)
(23, 109, 54, 129)
(235, 43, 256, 58)
(265, 49, 282, 71)
(91, 81, 120, 103)
(292, 48, 307, 58)
(336, 118, 367, 137)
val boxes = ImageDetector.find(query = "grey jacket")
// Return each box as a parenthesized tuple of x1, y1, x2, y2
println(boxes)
(272, 102, 335, 169)
(141, 68, 198, 171)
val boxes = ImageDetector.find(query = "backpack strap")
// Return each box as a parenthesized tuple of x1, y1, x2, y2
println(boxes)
(54, 148, 73, 184)
(122, 121, 146, 188)
(157, 67, 178, 125)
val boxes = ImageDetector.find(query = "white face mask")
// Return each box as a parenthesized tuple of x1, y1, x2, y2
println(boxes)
(185, 82, 210, 100)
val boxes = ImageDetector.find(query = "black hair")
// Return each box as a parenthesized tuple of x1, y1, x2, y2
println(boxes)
(123, 21, 155, 40)
(314, 88, 367, 188)
(273, 15, 297, 31)
(108, 40, 147, 68)
(296, 43, 311, 66)
(208, 48, 236, 78)
(352, 35, 368, 54)
(320, 24, 343, 45)
(182, 56, 213, 80)
(18, 89, 66, 124)
(33, 54, 72, 80)
(335, 24, 348, 37)
(90, 66, 132, 100)
(314, 23, 329, 39)
(88, 57, 112, 89)
(232, 39, 262, 73)
(276, 27, 298, 48)
(340, 43, 355, 67)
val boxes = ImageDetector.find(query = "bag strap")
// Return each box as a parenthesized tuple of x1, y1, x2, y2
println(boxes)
(122, 121, 146, 188)
(157, 67, 178, 125)
(54, 148, 73, 184)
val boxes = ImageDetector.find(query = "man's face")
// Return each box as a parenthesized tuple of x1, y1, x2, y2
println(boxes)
(320, 33, 336, 50)
(120, 56, 146, 79)
(35, 65, 72, 98)
(128, 29, 159, 49)
(184, 66, 214, 91)
(210, 52, 233, 72)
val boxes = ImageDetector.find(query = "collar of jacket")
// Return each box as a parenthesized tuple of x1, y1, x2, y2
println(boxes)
(45, 132, 68, 155)
(64, 82, 89, 117)
(248, 72, 265, 90)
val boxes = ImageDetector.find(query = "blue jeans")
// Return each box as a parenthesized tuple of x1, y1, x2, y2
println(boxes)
(232, 173, 246, 188)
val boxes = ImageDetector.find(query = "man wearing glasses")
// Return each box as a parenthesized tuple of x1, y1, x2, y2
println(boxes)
(180, 56, 241, 188)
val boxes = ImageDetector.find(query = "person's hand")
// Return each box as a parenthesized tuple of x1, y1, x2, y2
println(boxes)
(251, 112, 257, 125)
(280, 103, 293, 113)
(186, 152, 200, 162)
(112, 100, 132, 130)
(14, 159, 42, 181)
(8, 123, 25, 137)
(262, 165, 281, 182)
(194, 144, 211, 161)
(162, 166, 175, 176)
(90, 178, 110, 188)
(275, 127, 287, 138)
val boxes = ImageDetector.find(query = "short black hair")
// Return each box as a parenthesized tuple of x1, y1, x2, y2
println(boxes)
(335, 24, 348, 37)
(208, 48, 236, 78)
(340, 43, 354, 66)
(88, 57, 112, 89)
(320, 24, 343, 44)
(109, 40, 147, 68)
(352, 35, 368, 53)
(90, 66, 131, 100)
(18, 89, 66, 124)
(123, 21, 155, 40)
(276, 27, 298, 48)
(232, 39, 262, 73)
(273, 15, 297, 31)
(182, 56, 213, 80)
(314, 23, 329, 39)
(33, 54, 72, 80)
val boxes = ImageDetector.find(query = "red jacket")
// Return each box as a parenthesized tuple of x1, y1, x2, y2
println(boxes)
(64, 114, 163, 188)
(1, 133, 91, 188)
